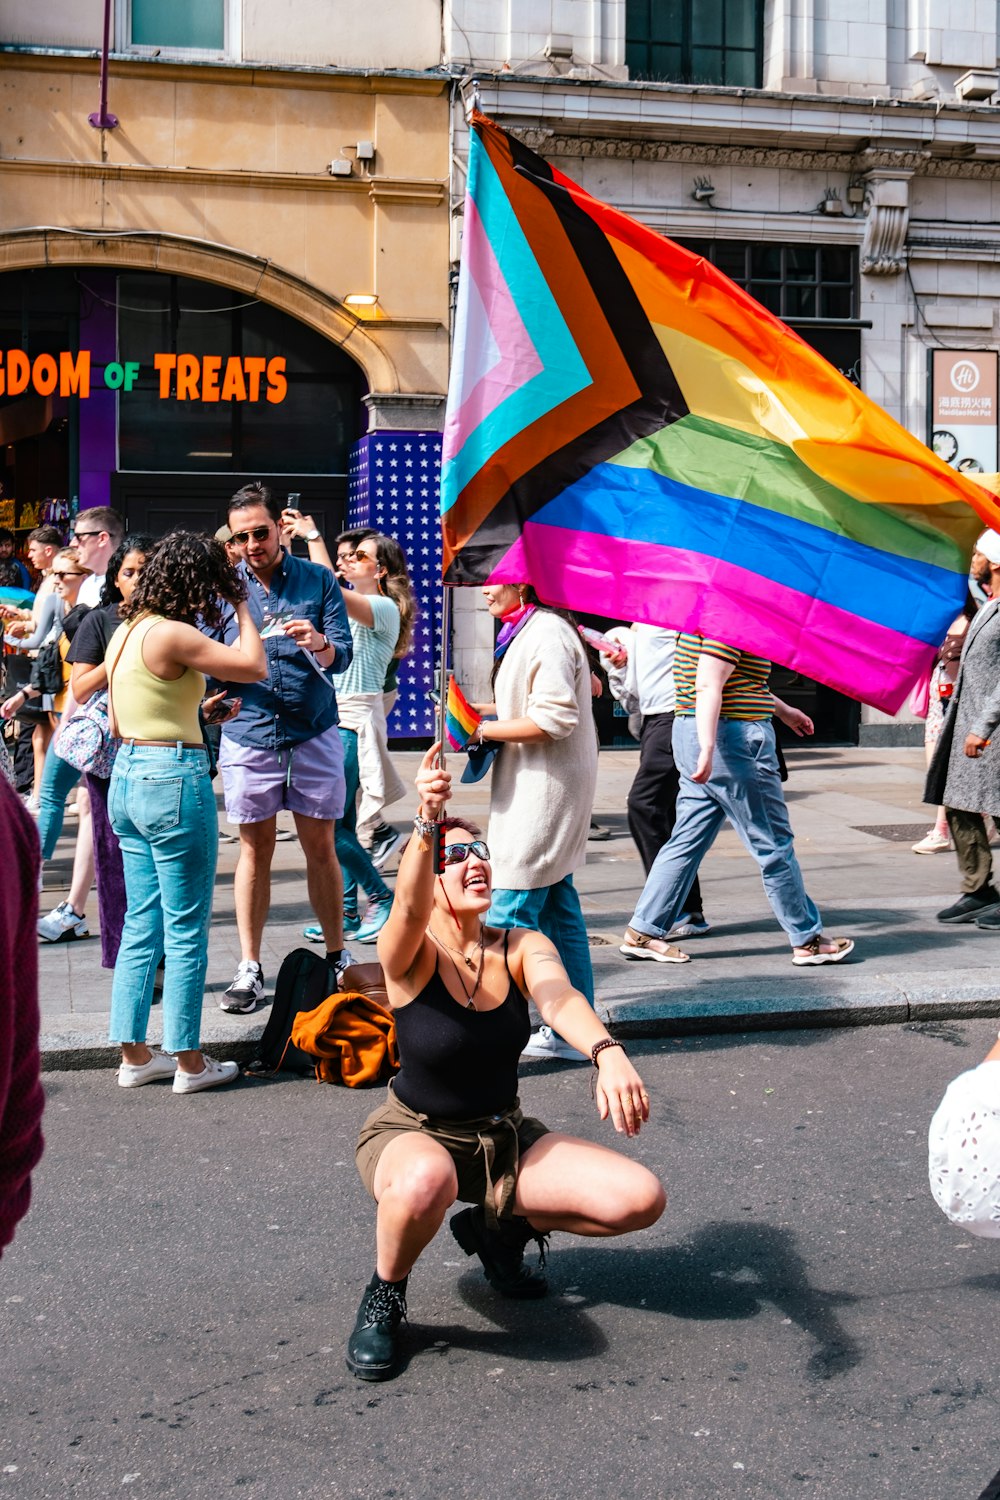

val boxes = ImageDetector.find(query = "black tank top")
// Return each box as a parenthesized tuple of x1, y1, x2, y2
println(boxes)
(393, 932, 530, 1119)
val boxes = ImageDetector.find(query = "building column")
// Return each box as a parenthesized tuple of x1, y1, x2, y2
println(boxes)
(348, 398, 444, 740)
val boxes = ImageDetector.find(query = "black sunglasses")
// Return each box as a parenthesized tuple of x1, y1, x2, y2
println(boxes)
(232, 526, 272, 545)
(441, 839, 490, 866)
(72, 530, 102, 541)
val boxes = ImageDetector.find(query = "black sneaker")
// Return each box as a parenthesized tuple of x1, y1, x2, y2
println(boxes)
(936, 889, 1000, 924)
(220, 960, 264, 1012)
(369, 823, 403, 869)
(346, 1274, 408, 1381)
(450, 1206, 549, 1298)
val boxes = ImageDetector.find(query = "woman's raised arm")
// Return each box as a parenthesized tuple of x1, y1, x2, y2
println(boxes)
(376, 743, 450, 983)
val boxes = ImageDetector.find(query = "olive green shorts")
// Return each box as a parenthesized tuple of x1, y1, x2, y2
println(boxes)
(355, 1082, 550, 1222)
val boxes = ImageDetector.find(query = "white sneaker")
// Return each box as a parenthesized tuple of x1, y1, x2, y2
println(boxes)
(912, 829, 952, 854)
(117, 1049, 178, 1088)
(667, 912, 712, 939)
(521, 1026, 588, 1062)
(172, 1056, 240, 1094)
(369, 824, 403, 869)
(221, 960, 264, 1012)
(37, 900, 90, 943)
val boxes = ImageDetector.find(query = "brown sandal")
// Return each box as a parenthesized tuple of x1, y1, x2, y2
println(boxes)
(792, 935, 855, 967)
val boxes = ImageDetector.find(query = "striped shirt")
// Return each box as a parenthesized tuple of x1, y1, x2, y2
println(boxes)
(674, 634, 772, 720)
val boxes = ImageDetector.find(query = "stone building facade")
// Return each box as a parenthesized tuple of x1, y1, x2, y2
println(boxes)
(444, 0, 1000, 741)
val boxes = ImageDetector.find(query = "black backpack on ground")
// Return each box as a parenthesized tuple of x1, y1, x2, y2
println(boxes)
(249, 948, 340, 1075)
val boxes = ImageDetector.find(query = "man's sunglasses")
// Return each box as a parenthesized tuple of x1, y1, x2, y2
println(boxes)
(232, 526, 272, 544)
(72, 531, 102, 541)
(441, 839, 490, 866)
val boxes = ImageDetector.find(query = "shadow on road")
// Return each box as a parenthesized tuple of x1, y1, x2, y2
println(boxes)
(406, 1279, 610, 1372)
(553, 1221, 861, 1382)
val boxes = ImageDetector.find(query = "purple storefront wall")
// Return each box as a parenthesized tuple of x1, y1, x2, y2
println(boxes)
(77, 272, 117, 512)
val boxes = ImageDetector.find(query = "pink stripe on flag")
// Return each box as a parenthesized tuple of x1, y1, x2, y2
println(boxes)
(444, 194, 544, 461)
(490, 524, 933, 715)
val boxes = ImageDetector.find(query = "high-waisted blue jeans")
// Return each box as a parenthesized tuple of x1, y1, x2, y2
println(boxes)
(488, 874, 595, 1007)
(108, 743, 217, 1053)
(630, 716, 822, 948)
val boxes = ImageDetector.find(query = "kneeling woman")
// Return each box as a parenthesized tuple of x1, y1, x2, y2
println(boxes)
(348, 744, 666, 1380)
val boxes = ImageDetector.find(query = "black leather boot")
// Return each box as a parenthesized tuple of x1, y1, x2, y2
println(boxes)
(346, 1273, 408, 1381)
(450, 1206, 549, 1298)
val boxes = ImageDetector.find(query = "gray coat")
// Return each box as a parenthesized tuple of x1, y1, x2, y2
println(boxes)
(941, 599, 1000, 815)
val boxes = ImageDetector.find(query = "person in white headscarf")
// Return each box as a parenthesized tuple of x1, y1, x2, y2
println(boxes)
(929, 1030, 1000, 1238)
(929, 530, 1000, 928)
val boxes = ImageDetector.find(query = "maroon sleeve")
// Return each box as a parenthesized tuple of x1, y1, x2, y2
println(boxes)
(0, 778, 44, 1257)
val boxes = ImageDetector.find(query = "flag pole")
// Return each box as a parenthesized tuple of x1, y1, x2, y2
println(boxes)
(436, 583, 453, 769)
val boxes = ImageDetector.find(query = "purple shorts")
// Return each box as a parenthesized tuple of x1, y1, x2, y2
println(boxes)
(219, 723, 346, 824)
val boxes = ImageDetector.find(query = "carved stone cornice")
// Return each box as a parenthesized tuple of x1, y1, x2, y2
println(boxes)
(509, 128, 1000, 179)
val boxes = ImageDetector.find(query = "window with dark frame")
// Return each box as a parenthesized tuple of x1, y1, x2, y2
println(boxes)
(625, 0, 764, 87)
(674, 240, 859, 322)
(128, 0, 225, 52)
(116, 273, 365, 475)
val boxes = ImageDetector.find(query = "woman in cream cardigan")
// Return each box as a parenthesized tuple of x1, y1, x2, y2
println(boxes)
(472, 583, 597, 1061)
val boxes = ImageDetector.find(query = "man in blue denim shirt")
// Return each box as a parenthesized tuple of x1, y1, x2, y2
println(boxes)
(216, 484, 354, 1011)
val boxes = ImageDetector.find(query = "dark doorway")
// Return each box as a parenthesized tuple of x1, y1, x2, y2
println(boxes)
(111, 471, 347, 543)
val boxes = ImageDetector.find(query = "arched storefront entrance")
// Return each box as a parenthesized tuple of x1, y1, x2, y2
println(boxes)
(0, 263, 370, 539)
(0, 242, 444, 743)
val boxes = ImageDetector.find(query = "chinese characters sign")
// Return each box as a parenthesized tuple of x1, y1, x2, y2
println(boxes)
(930, 351, 998, 475)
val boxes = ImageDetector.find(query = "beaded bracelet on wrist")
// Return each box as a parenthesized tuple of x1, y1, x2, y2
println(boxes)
(591, 1038, 624, 1066)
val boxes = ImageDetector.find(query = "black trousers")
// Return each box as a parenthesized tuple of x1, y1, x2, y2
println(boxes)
(626, 711, 703, 914)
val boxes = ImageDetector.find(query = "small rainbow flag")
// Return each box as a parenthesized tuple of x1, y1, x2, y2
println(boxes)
(441, 114, 1000, 714)
(445, 673, 482, 751)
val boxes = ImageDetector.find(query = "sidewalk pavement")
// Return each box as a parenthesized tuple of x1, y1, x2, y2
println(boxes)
(36, 745, 1000, 1068)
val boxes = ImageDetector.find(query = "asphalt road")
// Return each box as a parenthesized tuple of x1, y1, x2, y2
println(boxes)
(2, 1022, 999, 1500)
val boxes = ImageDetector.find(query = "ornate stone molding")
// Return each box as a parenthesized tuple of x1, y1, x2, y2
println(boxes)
(860, 169, 914, 276)
(508, 128, 1000, 179)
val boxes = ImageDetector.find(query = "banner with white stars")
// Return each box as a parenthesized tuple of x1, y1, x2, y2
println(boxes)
(348, 430, 443, 740)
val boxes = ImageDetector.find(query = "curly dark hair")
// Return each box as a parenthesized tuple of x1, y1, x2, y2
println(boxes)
(122, 530, 246, 628)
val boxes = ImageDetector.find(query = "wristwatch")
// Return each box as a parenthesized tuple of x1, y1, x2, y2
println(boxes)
(304, 528, 320, 542)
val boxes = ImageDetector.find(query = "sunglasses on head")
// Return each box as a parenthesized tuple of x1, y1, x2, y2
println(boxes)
(232, 526, 272, 545)
(441, 839, 490, 866)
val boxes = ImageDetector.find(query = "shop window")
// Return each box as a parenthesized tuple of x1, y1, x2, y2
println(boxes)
(675, 240, 859, 324)
(116, 274, 365, 475)
(626, 0, 763, 87)
(118, 0, 231, 57)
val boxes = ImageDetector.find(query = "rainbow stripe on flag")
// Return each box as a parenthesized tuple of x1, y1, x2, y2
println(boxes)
(441, 114, 1000, 714)
(445, 673, 481, 751)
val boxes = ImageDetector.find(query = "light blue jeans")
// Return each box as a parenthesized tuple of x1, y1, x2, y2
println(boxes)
(335, 727, 391, 916)
(37, 742, 81, 860)
(631, 716, 822, 949)
(488, 874, 595, 1007)
(108, 743, 218, 1054)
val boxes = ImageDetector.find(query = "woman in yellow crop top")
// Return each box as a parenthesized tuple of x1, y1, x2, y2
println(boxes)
(106, 531, 266, 1095)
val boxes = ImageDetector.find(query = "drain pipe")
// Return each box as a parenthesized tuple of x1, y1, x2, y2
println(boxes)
(87, 0, 119, 130)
